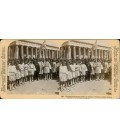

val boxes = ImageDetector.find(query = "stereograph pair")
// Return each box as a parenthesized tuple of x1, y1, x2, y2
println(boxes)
(0, 39, 119, 98)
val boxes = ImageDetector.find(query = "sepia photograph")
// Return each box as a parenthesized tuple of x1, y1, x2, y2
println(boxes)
(2, 39, 116, 98)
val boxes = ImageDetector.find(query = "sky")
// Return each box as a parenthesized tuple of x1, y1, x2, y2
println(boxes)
(47, 39, 119, 47)
(1, 39, 119, 48)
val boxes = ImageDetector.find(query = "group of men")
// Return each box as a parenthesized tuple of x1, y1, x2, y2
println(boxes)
(7, 58, 59, 91)
(7, 58, 111, 91)
(59, 58, 111, 91)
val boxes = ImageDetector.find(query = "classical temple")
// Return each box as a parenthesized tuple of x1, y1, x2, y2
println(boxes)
(60, 40, 112, 60)
(8, 40, 112, 61)
(8, 40, 60, 60)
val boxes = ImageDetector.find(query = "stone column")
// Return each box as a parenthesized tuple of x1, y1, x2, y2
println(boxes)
(65, 47, 67, 59)
(106, 51, 108, 60)
(59, 48, 61, 59)
(21, 45, 24, 59)
(57, 51, 59, 59)
(31, 47, 33, 58)
(103, 50, 104, 59)
(55, 50, 57, 59)
(104, 50, 106, 59)
(97, 49, 99, 59)
(26, 46, 28, 58)
(51, 50, 53, 59)
(91, 49, 93, 58)
(73, 46, 76, 59)
(39, 49, 41, 58)
(48, 49, 51, 59)
(56, 51, 58, 59)
(47, 49, 49, 58)
(48, 49, 49, 58)
(63, 47, 65, 58)
(98, 49, 100, 59)
(83, 47, 86, 58)
(99, 49, 101, 59)
(68, 45, 71, 59)
(100, 50, 101, 59)
(78, 47, 81, 59)
(35, 48, 37, 58)
(87, 48, 89, 58)
(58, 51, 60, 59)
(15, 45, 19, 59)
(95, 49, 97, 59)
(101, 50, 103, 59)
(62, 47, 64, 59)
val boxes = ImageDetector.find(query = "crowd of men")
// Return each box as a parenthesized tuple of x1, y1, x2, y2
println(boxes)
(7, 58, 111, 91)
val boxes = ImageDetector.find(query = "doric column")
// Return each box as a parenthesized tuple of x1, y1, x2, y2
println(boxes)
(87, 48, 90, 58)
(15, 45, 19, 59)
(35, 48, 37, 58)
(99, 50, 101, 59)
(26, 46, 28, 58)
(56, 51, 58, 59)
(39, 49, 41, 58)
(63, 47, 65, 58)
(106, 51, 108, 60)
(100, 50, 101, 59)
(47, 49, 49, 58)
(65, 47, 67, 59)
(58, 51, 60, 59)
(60, 48, 62, 59)
(83, 47, 86, 58)
(104, 50, 106, 59)
(62, 47, 64, 59)
(61, 47, 64, 59)
(56, 50, 58, 59)
(21, 45, 24, 59)
(53, 50, 55, 59)
(58, 50, 59, 59)
(51, 50, 53, 59)
(31, 47, 33, 58)
(68, 45, 71, 59)
(56, 50, 57, 59)
(48, 49, 50, 59)
(97, 49, 99, 59)
(78, 47, 81, 59)
(73, 46, 76, 59)
(48, 49, 49, 58)
(98, 49, 100, 59)
(103, 50, 105, 59)
(101, 50, 103, 59)
(60, 47, 63, 59)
